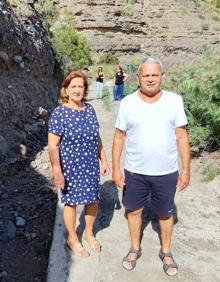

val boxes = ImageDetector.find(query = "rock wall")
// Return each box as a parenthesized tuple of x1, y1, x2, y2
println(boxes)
(61, 0, 220, 68)
(0, 0, 58, 173)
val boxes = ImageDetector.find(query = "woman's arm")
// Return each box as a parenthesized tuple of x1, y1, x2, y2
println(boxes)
(123, 72, 129, 82)
(98, 135, 110, 176)
(48, 133, 65, 189)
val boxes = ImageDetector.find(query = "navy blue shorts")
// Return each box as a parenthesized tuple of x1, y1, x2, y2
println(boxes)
(122, 170, 178, 217)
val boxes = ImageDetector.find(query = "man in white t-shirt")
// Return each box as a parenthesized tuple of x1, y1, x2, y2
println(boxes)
(112, 56, 190, 276)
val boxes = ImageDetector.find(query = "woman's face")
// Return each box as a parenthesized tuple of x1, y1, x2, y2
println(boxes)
(66, 77, 85, 104)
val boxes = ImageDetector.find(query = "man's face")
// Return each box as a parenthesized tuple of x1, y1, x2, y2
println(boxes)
(137, 63, 164, 96)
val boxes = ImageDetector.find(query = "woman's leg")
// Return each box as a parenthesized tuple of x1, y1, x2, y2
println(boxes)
(64, 204, 89, 257)
(121, 84, 124, 99)
(118, 84, 124, 100)
(114, 85, 119, 100)
(83, 203, 101, 251)
(84, 203, 98, 235)
(100, 82, 104, 98)
(96, 82, 100, 98)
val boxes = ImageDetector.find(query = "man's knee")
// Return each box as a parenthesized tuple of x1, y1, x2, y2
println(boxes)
(159, 215, 173, 221)
(127, 207, 143, 217)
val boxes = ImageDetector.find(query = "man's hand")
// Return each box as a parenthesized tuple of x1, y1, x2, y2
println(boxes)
(112, 169, 125, 189)
(177, 173, 190, 191)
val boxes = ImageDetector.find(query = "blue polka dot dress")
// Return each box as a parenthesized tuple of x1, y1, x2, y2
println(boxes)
(48, 103, 100, 205)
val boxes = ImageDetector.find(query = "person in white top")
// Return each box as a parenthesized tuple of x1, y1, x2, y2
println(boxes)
(112, 56, 190, 275)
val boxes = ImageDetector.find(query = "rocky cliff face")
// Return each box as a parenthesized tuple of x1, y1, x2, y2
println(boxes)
(61, 0, 220, 68)
(0, 0, 58, 172)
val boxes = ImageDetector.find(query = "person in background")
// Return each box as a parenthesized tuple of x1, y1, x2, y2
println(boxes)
(82, 67, 89, 77)
(48, 70, 109, 258)
(112, 56, 190, 275)
(113, 66, 128, 101)
(96, 67, 105, 99)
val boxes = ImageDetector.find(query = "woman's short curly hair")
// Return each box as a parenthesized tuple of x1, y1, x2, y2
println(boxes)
(60, 70, 88, 103)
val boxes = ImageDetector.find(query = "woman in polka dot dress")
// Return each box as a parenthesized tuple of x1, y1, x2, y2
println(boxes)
(48, 70, 109, 257)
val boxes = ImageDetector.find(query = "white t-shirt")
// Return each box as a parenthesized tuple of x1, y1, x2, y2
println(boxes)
(115, 90, 188, 175)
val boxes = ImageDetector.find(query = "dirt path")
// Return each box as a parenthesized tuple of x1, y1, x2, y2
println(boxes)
(1, 79, 219, 282)
(47, 81, 220, 281)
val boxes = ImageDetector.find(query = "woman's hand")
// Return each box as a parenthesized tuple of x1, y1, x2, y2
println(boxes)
(101, 160, 110, 176)
(53, 171, 65, 190)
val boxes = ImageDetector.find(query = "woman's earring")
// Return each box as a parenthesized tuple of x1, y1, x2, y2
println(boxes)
(65, 90, 69, 99)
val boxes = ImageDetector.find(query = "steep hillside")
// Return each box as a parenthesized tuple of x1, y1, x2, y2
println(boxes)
(0, 0, 58, 172)
(0, 2, 58, 281)
(61, 0, 220, 67)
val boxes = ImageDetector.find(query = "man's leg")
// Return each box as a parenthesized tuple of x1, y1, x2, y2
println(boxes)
(128, 207, 143, 250)
(151, 171, 178, 275)
(159, 214, 177, 275)
(122, 207, 143, 270)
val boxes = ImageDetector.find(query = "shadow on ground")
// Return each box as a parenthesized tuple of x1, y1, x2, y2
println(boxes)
(76, 180, 178, 246)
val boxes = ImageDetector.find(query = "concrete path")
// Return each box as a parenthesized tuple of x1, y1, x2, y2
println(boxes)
(47, 81, 219, 282)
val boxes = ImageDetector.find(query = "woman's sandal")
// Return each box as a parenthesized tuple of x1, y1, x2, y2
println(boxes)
(122, 247, 142, 271)
(66, 240, 90, 258)
(83, 233, 101, 252)
(159, 250, 178, 276)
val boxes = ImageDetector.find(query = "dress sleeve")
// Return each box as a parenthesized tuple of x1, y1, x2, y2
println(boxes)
(88, 104, 100, 128)
(48, 107, 64, 136)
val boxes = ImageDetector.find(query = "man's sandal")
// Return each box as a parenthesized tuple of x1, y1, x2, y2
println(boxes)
(83, 233, 101, 252)
(66, 240, 90, 258)
(159, 250, 178, 276)
(122, 247, 142, 271)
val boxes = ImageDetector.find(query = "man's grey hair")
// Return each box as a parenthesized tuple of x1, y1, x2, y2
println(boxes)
(137, 56, 164, 74)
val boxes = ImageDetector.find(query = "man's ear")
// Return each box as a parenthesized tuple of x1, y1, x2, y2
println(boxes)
(136, 73, 140, 86)
(162, 72, 165, 80)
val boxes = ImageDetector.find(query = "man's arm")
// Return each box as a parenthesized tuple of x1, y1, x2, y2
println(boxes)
(176, 126, 191, 191)
(112, 128, 126, 188)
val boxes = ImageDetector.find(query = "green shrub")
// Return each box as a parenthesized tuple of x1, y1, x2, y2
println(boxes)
(33, 1, 91, 76)
(201, 23, 209, 30)
(98, 53, 119, 65)
(34, 0, 59, 29)
(199, 0, 220, 8)
(124, 82, 138, 96)
(101, 86, 111, 110)
(179, 7, 188, 15)
(7, 0, 32, 17)
(50, 26, 91, 74)
(164, 54, 220, 150)
(122, 4, 133, 16)
(104, 32, 115, 38)
(212, 14, 220, 21)
(202, 165, 219, 182)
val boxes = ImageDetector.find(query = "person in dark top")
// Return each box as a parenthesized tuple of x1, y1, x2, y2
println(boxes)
(96, 67, 105, 99)
(113, 66, 128, 101)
